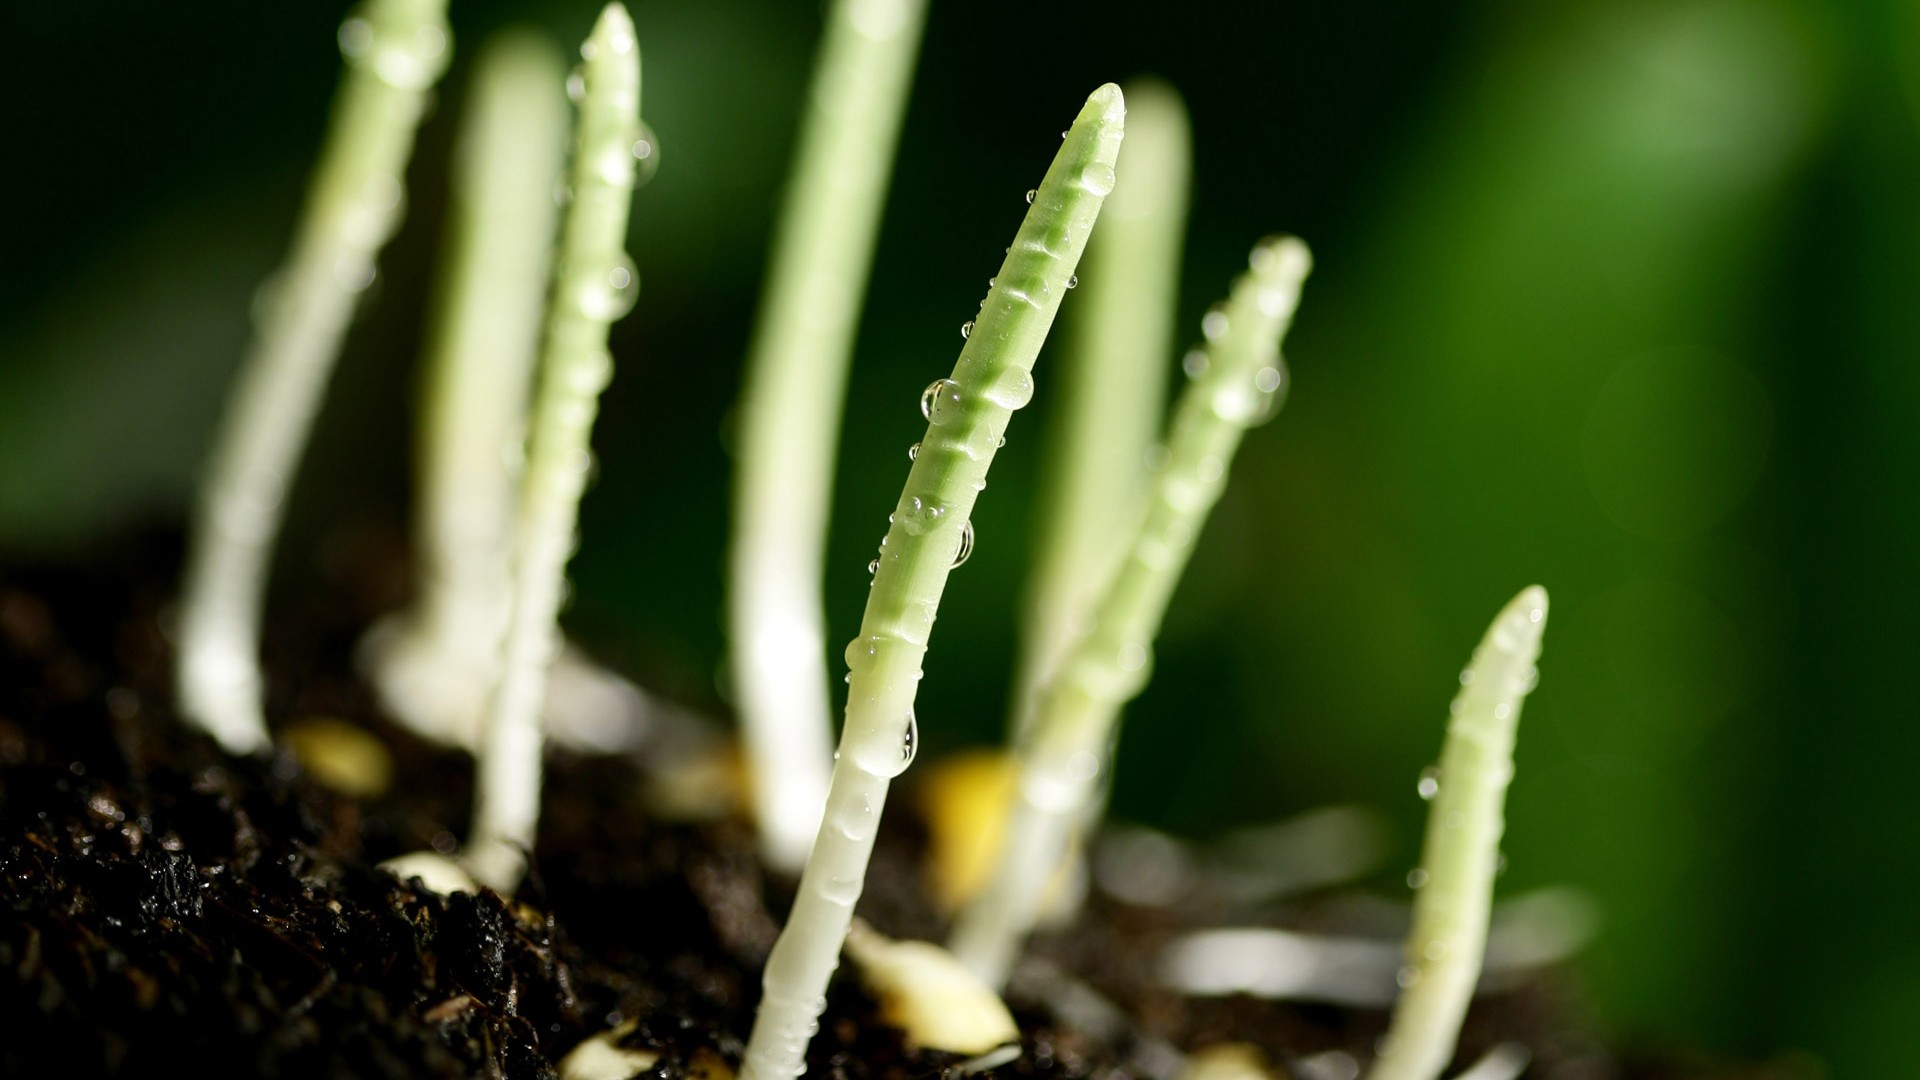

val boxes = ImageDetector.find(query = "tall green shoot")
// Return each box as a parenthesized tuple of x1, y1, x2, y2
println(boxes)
(740, 85, 1127, 1080)
(1011, 77, 1190, 741)
(360, 31, 569, 748)
(1365, 587, 1548, 1080)
(950, 237, 1312, 988)
(175, 0, 451, 754)
(728, 0, 929, 874)
(465, 3, 643, 892)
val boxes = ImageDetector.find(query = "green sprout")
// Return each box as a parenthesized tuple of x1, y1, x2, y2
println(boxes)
(358, 30, 568, 750)
(465, 2, 644, 893)
(727, 0, 929, 875)
(174, 0, 451, 754)
(739, 84, 1126, 1080)
(950, 236, 1312, 988)
(1366, 586, 1549, 1080)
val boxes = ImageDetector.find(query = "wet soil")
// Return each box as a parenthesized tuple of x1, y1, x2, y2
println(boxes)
(0, 535, 1753, 1079)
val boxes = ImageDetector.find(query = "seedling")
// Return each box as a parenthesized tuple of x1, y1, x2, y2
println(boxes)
(1366, 586, 1549, 1080)
(739, 84, 1126, 1080)
(465, 2, 644, 892)
(950, 236, 1312, 988)
(728, 0, 929, 874)
(174, 0, 451, 754)
(359, 30, 568, 748)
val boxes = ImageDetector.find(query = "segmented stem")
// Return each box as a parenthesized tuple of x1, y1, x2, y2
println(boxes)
(740, 85, 1126, 1080)
(464, 4, 643, 893)
(175, 0, 450, 753)
(1366, 587, 1549, 1080)
(728, 0, 929, 874)
(1011, 77, 1190, 742)
(362, 31, 569, 747)
(950, 237, 1312, 987)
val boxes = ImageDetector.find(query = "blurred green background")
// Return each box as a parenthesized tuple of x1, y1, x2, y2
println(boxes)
(3, 0, 1916, 1073)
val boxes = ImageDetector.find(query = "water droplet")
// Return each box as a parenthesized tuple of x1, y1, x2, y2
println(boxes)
(866, 559, 879, 575)
(1254, 366, 1284, 393)
(1078, 162, 1116, 196)
(920, 378, 963, 425)
(1493, 703, 1512, 720)
(334, 255, 376, 293)
(1066, 275, 1078, 289)
(574, 254, 638, 320)
(1396, 965, 1421, 989)
(570, 350, 614, 395)
(1417, 766, 1441, 800)
(983, 366, 1035, 409)
(844, 635, 881, 674)
(820, 874, 861, 905)
(1460, 669, 1477, 686)
(1424, 940, 1448, 961)
(337, 18, 373, 58)
(907, 442, 921, 461)
(363, 173, 404, 212)
(595, 143, 635, 186)
(1197, 455, 1224, 483)
(994, 434, 1006, 448)
(1024, 189, 1037, 204)
(631, 122, 662, 187)
(1201, 309, 1229, 342)
(1407, 867, 1429, 889)
(832, 797, 876, 842)
(950, 520, 974, 567)
(895, 495, 945, 536)
(566, 69, 586, 102)
(901, 711, 918, 765)
(960, 320, 974, 339)
(605, 20, 637, 54)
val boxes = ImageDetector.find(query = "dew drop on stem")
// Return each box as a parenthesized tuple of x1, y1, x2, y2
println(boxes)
(631, 121, 662, 187)
(920, 378, 962, 425)
(950, 520, 974, 568)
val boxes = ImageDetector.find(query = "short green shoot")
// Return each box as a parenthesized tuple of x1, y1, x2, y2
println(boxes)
(1365, 586, 1549, 1080)
(739, 85, 1127, 1080)
(464, 3, 644, 893)
(727, 0, 929, 874)
(1011, 77, 1190, 742)
(175, 0, 451, 754)
(950, 237, 1312, 988)
(359, 30, 568, 749)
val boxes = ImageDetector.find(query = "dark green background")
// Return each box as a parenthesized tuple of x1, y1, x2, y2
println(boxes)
(3, 0, 1915, 1073)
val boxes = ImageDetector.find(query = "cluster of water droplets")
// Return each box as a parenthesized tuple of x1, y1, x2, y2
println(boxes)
(338, 6, 450, 91)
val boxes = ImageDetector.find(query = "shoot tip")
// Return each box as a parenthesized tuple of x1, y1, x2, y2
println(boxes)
(591, 3, 637, 54)
(1088, 82, 1126, 123)
(1251, 235, 1313, 281)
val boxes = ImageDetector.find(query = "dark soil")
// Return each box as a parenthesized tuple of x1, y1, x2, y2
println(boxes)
(0, 534, 1747, 1079)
